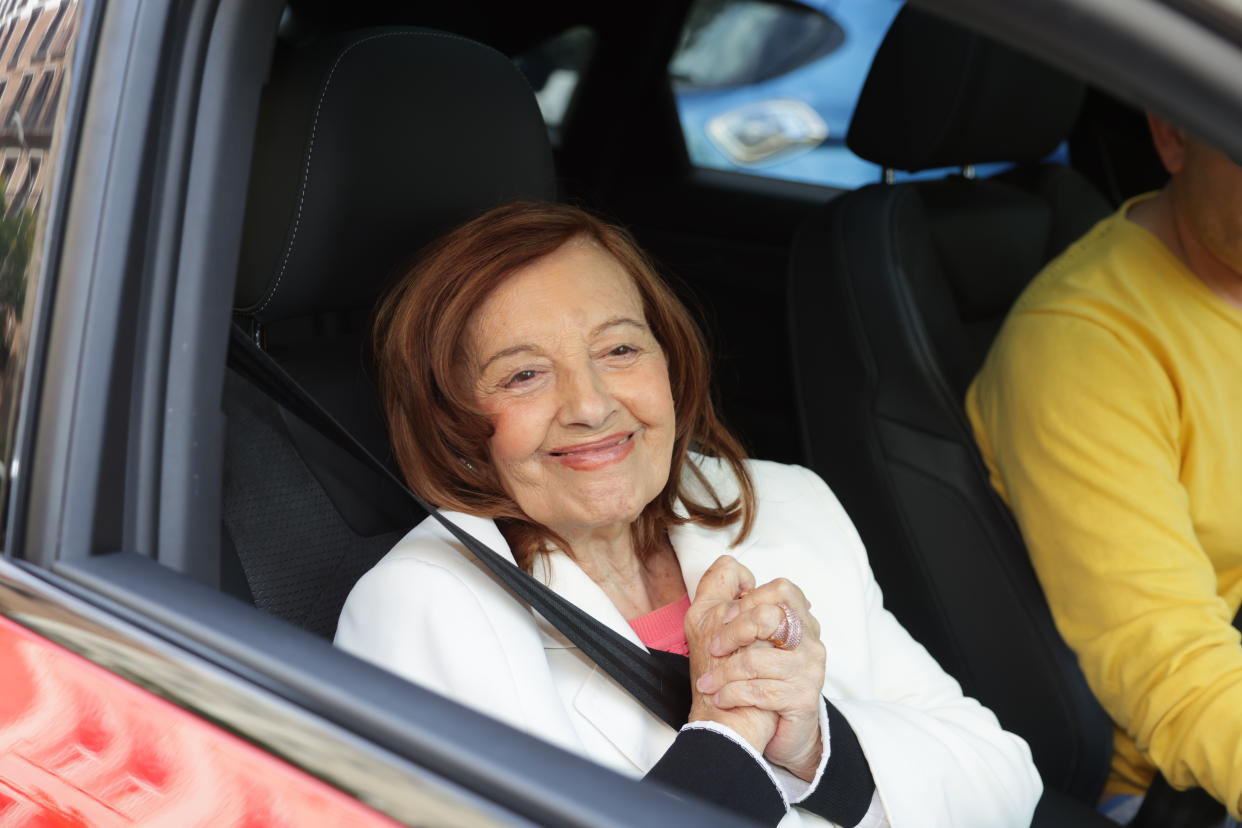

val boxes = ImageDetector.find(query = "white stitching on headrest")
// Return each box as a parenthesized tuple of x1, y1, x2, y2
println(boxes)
(254, 30, 519, 317)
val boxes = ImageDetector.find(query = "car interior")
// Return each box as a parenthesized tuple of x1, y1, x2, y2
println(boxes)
(234, 0, 1175, 816)
(788, 5, 1122, 802)
(27, 0, 1211, 823)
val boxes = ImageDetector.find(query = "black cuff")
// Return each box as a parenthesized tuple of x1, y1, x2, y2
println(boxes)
(798, 700, 875, 826)
(646, 728, 786, 825)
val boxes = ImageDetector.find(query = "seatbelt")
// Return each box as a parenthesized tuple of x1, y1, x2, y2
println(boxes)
(226, 323, 691, 730)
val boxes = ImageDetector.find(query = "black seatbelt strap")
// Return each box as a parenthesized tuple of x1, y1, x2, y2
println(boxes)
(226, 323, 691, 730)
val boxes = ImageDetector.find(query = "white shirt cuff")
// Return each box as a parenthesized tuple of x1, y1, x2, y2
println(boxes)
(680, 719, 790, 810)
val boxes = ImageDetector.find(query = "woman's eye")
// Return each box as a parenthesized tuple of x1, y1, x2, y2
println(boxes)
(504, 369, 539, 388)
(608, 345, 638, 357)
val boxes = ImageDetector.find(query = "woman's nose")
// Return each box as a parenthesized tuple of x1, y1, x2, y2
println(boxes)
(557, 363, 617, 428)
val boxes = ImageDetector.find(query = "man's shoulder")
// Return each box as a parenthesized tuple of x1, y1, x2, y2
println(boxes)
(968, 205, 1181, 438)
(1013, 204, 1168, 320)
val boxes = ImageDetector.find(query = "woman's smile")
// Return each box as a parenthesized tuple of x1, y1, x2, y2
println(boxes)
(467, 238, 676, 539)
(547, 430, 638, 471)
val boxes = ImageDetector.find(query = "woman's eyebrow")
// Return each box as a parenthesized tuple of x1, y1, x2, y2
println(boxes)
(478, 343, 538, 372)
(591, 316, 647, 337)
(479, 318, 646, 371)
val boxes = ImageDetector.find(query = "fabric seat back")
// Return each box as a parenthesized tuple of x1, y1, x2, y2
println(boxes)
(788, 7, 1114, 803)
(222, 27, 556, 636)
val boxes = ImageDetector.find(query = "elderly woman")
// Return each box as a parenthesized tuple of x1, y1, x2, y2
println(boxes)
(335, 202, 1041, 826)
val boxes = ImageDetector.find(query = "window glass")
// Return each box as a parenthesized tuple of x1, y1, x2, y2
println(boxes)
(671, 0, 903, 188)
(670, 1, 1070, 187)
(0, 0, 80, 541)
(513, 26, 596, 144)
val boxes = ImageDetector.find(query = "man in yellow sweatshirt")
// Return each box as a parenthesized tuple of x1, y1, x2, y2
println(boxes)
(967, 114, 1242, 819)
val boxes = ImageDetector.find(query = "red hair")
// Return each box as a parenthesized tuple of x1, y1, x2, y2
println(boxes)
(373, 201, 754, 571)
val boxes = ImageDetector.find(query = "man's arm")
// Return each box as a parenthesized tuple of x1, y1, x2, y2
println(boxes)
(969, 311, 1242, 817)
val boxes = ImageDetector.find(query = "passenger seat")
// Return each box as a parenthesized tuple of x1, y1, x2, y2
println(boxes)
(787, 5, 1114, 806)
(223, 27, 556, 636)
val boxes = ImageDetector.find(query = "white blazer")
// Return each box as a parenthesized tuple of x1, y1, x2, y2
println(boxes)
(335, 457, 1041, 826)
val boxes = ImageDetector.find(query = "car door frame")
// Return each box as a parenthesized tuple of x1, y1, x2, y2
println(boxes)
(6, 0, 1242, 824)
(0, 0, 757, 825)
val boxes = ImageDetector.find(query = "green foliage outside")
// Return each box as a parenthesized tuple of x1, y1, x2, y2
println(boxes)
(0, 184, 30, 470)
(0, 188, 32, 319)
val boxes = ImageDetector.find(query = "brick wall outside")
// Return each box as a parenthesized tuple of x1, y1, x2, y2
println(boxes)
(0, 0, 79, 214)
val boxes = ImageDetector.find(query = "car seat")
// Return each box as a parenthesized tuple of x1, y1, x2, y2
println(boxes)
(1070, 87, 1169, 206)
(223, 26, 556, 636)
(786, 6, 1115, 805)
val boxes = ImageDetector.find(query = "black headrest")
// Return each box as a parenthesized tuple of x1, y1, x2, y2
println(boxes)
(236, 28, 556, 324)
(847, 7, 1084, 172)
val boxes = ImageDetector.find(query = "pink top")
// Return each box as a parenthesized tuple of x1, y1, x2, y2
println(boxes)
(627, 593, 690, 656)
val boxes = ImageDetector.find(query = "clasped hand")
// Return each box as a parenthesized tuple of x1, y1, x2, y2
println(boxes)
(685, 555, 827, 782)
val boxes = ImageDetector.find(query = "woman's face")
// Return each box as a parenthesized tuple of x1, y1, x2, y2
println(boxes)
(467, 239, 676, 542)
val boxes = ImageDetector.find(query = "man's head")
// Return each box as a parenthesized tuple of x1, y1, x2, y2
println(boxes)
(1147, 113, 1242, 276)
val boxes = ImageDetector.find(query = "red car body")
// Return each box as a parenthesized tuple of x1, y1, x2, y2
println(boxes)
(0, 614, 399, 827)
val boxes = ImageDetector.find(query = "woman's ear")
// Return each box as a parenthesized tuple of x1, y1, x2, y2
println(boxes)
(1146, 111, 1188, 175)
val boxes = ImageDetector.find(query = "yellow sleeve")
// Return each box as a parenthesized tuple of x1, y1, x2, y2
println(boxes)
(968, 311, 1242, 816)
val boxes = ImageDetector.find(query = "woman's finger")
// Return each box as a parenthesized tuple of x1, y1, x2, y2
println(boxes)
(710, 678, 808, 712)
(732, 578, 821, 641)
(697, 639, 825, 693)
(694, 555, 756, 602)
(709, 602, 788, 657)
(696, 644, 801, 693)
(740, 577, 812, 616)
